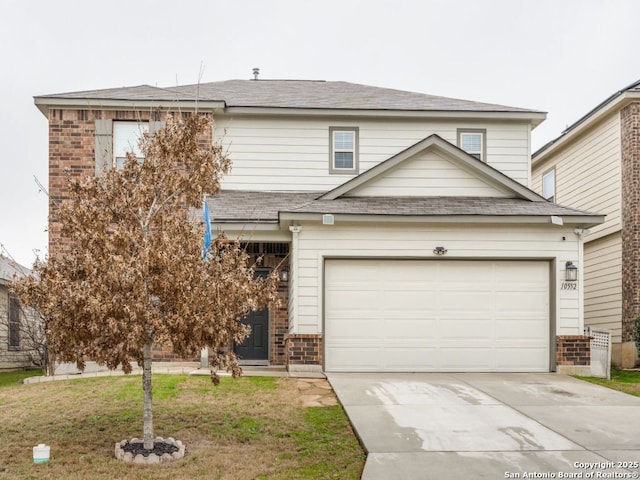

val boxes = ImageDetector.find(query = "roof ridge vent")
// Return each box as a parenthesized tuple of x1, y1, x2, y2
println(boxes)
(252, 67, 260, 80)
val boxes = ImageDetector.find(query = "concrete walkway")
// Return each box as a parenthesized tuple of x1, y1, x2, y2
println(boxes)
(327, 372, 640, 480)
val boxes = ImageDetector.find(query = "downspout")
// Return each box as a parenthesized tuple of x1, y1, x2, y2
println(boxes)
(575, 228, 587, 331)
(289, 225, 302, 333)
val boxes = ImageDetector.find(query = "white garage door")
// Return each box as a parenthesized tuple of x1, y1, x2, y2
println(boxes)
(324, 259, 550, 372)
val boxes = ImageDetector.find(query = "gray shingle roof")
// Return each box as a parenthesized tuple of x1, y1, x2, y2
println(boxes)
(172, 80, 539, 112)
(207, 191, 319, 222)
(534, 78, 640, 157)
(207, 191, 601, 223)
(0, 255, 31, 285)
(38, 80, 542, 113)
(38, 85, 195, 102)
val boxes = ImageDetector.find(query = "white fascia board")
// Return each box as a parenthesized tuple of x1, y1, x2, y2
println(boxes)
(279, 212, 605, 227)
(34, 97, 226, 117)
(223, 106, 546, 125)
(533, 91, 640, 167)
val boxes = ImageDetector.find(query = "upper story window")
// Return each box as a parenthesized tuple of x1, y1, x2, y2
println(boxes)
(457, 129, 486, 162)
(113, 122, 149, 169)
(542, 169, 555, 202)
(329, 127, 359, 174)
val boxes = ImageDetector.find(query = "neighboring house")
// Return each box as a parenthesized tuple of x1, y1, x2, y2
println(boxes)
(0, 255, 40, 370)
(35, 77, 603, 374)
(532, 79, 640, 368)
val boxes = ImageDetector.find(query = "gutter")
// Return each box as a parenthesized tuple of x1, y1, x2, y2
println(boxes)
(533, 79, 640, 164)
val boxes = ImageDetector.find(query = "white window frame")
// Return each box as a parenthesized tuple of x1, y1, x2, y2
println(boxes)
(329, 127, 359, 174)
(113, 122, 149, 169)
(542, 168, 555, 202)
(457, 129, 486, 162)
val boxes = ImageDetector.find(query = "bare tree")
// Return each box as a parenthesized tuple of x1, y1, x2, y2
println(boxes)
(13, 114, 278, 450)
(0, 293, 51, 374)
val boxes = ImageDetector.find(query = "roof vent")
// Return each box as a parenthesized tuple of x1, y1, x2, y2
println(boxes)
(252, 67, 260, 80)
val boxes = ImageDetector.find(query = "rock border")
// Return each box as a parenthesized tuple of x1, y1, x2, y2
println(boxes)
(114, 437, 185, 464)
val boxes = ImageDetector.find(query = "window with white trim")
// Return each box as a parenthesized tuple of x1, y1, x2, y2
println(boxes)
(113, 122, 149, 169)
(329, 127, 359, 173)
(542, 169, 555, 202)
(457, 129, 486, 161)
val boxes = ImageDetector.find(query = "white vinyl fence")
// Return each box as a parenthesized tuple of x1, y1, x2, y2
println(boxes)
(585, 327, 611, 379)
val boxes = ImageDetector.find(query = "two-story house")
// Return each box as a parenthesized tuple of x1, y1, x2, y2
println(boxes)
(532, 79, 640, 368)
(35, 78, 603, 375)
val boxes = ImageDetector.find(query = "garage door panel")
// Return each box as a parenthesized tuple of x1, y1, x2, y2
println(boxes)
(495, 348, 548, 371)
(439, 348, 495, 369)
(496, 293, 548, 311)
(325, 259, 550, 372)
(496, 319, 547, 339)
(439, 320, 495, 339)
(382, 319, 439, 337)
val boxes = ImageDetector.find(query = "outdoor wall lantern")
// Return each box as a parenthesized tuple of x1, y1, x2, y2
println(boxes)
(565, 261, 578, 282)
(279, 266, 290, 282)
(433, 246, 447, 256)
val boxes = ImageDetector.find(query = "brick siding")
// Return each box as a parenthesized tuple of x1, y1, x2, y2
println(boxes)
(621, 102, 640, 343)
(48, 109, 291, 364)
(285, 334, 322, 366)
(556, 335, 591, 366)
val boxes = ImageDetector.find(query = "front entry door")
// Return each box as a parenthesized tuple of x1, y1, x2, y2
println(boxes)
(234, 307, 269, 362)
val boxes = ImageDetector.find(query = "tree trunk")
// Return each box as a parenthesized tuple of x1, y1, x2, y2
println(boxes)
(142, 339, 154, 450)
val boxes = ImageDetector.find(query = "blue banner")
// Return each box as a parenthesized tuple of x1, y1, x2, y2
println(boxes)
(202, 199, 212, 259)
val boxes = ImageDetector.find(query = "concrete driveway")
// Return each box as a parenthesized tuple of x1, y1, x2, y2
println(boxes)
(327, 373, 640, 479)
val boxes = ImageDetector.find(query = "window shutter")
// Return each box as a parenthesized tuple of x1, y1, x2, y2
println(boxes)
(94, 119, 113, 177)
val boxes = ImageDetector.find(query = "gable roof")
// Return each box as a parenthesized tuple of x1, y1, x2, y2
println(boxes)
(35, 80, 545, 124)
(533, 78, 640, 163)
(320, 134, 545, 202)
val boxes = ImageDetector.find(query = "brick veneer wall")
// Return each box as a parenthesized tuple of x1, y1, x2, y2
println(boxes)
(556, 335, 591, 366)
(48, 109, 168, 254)
(621, 102, 640, 344)
(48, 109, 292, 364)
(285, 334, 322, 366)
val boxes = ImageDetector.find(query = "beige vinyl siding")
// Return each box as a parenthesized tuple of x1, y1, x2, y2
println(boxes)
(288, 222, 581, 337)
(532, 113, 621, 240)
(348, 150, 512, 197)
(215, 116, 532, 190)
(584, 233, 622, 342)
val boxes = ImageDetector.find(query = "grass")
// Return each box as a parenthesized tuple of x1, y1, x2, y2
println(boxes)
(576, 367, 640, 396)
(0, 369, 41, 388)
(0, 372, 365, 479)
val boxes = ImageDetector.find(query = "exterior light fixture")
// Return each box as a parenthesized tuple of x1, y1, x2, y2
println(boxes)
(433, 246, 447, 256)
(565, 261, 578, 282)
(279, 266, 290, 282)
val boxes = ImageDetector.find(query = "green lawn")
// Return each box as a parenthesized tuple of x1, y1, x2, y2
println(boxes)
(0, 372, 365, 480)
(0, 369, 41, 388)
(576, 367, 640, 397)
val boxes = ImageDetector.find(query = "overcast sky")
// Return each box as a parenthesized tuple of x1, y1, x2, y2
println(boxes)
(1, 0, 639, 267)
